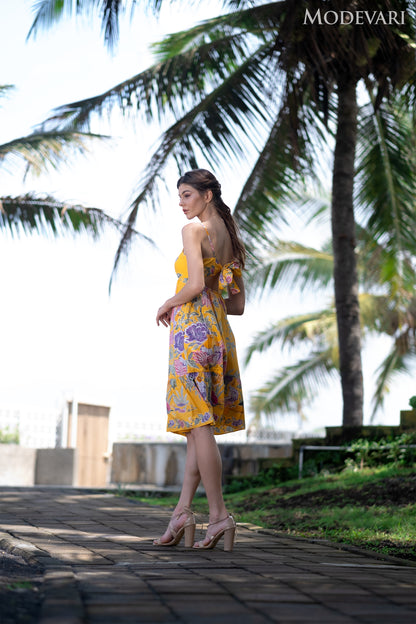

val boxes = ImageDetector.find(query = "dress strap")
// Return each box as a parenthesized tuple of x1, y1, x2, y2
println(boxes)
(201, 223, 216, 256)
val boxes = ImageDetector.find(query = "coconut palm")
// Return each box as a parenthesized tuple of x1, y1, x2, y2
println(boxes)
(245, 234, 416, 424)
(0, 84, 125, 237)
(245, 95, 416, 423)
(0, 194, 127, 238)
(28, 1, 416, 427)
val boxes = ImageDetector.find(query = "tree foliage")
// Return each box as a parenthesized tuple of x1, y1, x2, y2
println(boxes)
(28, 0, 416, 426)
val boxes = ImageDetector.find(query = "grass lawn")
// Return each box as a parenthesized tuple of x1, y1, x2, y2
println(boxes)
(122, 464, 416, 562)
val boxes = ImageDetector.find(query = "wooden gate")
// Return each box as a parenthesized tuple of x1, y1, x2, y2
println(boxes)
(67, 402, 110, 487)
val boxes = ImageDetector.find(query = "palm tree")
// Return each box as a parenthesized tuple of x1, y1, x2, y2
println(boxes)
(28, 0, 416, 427)
(246, 95, 416, 423)
(0, 84, 125, 238)
(245, 233, 416, 424)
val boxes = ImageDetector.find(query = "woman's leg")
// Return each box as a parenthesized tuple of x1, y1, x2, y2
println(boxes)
(189, 425, 228, 523)
(156, 433, 200, 543)
(175, 432, 201, 511)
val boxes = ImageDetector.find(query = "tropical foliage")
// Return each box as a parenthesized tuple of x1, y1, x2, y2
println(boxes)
(0, 84, 121, 238)
(245, 96, 416, 423)
(28, 1, 416, 427)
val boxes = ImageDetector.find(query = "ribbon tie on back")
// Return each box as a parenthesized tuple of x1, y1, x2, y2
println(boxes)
(218, 261, 242, 298)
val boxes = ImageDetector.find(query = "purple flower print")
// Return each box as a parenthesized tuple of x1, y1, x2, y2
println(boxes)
(210, 347, 223, 365)
(174, 331, 185, 352)
(174, 359, 187, 376)
(201, 291, 211, 306)
(195, 378, 207, 401)
(186, 322, 208, 343)
(225, 386, 239, 405)
(192, 346, 223, 367)
(191, 350, 209, 366)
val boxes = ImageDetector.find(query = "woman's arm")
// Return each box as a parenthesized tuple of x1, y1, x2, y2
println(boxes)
(225, 273, 245, 315)
(156, 223, 205, 326)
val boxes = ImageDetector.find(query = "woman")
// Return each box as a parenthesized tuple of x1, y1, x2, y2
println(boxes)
(155, 169, 246, 552)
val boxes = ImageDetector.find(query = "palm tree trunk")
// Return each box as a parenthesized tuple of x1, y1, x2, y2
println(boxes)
(331, 76, 363, 428)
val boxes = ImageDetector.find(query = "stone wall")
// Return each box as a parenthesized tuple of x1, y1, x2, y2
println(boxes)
(0, 445, 76, 486)
(35, 448, 77, 486)
(110, 442, 293, 487)
(0, 444, 37, 486)
(0, 441, 293, 488)
(110, 443, 187, 487)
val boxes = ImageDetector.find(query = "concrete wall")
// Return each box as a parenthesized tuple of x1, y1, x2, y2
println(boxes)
(35, 448, 77, 486)
(0, 445, 77, 486)
(110, 442, 293, 487)
(111, 443, 187, 487)
(0, 441, 293, 488)
(0, 444, 37, 486)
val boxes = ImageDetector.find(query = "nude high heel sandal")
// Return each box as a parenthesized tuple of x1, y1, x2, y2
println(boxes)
(193, 515, 236, 552)
(153, 507, 196, 547)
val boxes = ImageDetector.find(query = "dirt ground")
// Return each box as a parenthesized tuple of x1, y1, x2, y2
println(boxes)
(236, 474, 416, 510)
(0, 550, 43, 624)
(232, 474, 416, 562)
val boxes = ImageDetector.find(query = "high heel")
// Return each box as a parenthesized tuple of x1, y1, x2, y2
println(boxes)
(153, 506, 196, 547)
(193, 515, 236, 552)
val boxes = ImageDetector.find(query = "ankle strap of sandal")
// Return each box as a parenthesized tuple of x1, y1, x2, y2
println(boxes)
(208, 514, 232, 527)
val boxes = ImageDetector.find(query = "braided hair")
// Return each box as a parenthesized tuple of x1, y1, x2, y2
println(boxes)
(177, 169, 246, 269)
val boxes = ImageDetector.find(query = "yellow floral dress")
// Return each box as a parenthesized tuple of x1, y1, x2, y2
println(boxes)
(166, 229, 245, 436)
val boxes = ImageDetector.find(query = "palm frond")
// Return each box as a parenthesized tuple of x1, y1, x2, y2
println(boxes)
(249, 350, 337, 417)
(244, 308, 337, 365)
(355, 223, 415, 295)
(371, 345, 415, 419)
(0, 85, 14, 100)
(0, 193, 153, 243)
(234, 75, 330, 251)
(40, 13, 273, 132)
(222, 0, 255, 9)
(152, 1, 285, 61)
(28, 1, 92, 39)
(109, 41, 275, 276)
(246, 240, 333, 296)
(28, 0, 154, 50)
(0, 130, 107, 177)
(356, 95, 416, 259)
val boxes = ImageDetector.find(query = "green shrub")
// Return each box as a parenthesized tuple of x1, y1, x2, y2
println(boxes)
(224, 462, 298, 493)
(0, 426, 20, 444)
(344, 432, 416, 470)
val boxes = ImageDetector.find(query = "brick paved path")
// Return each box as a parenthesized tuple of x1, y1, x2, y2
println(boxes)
(0, 487, 415, 623)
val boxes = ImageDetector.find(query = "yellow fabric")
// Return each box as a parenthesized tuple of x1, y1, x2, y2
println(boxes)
(166, 251, 245, 436)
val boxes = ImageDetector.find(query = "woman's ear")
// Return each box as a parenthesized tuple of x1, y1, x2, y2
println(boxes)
(205, 189, 213, 203)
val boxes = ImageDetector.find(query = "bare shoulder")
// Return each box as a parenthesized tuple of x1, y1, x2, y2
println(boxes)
(181, 222, 205, 241)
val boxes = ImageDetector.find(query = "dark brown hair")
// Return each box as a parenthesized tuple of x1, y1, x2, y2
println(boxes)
(177, 169, 246, 268)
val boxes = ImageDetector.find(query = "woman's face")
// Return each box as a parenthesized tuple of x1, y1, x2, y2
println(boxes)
(178, 183, 208, 220)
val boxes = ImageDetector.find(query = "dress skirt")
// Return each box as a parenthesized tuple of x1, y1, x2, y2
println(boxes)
(166, 287, 245, 436)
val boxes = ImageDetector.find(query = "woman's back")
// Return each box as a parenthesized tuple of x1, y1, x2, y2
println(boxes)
(200, 217, 234, 266)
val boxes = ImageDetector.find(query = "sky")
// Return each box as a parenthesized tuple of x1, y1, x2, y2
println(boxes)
(0, 0, 413, 446)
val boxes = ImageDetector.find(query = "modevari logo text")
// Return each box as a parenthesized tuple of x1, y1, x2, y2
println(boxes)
(304, 9, 406, 26)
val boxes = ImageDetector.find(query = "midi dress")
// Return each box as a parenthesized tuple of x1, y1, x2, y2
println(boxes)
(166, 226, 245, 436)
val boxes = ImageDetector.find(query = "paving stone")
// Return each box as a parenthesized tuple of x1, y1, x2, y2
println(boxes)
(1, 486, 416, 624)
(85, 602, 174, 622)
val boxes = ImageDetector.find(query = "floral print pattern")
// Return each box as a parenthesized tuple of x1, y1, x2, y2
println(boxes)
(166, 250, 245, 436)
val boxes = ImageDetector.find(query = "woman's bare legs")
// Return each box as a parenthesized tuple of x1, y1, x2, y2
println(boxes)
(156, 432, 200, 544)
(190, 425, 227, 522)
(156, 425, 230, 546)
(189, 425, 231, 547)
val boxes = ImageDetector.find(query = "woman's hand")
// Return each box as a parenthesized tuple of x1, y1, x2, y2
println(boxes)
(156, 301, 173, 327)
